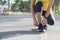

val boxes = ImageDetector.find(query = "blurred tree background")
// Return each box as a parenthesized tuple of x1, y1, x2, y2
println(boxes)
(11, 0, 60, 15)
(0, 0, 60, 15)
(11, 0, 30, 12)
(0, 0, 6, 5)
(52, 0, 60, 15)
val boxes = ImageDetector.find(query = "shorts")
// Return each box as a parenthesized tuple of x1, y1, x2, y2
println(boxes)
(34, 1, 49, 12)
(34, 1, 43, 12)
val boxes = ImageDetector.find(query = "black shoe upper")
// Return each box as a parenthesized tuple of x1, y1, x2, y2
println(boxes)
(37, 24, 43, 32)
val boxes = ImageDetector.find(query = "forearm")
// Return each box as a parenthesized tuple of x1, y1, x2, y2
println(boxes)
(45, 0, 54, 17)
(31, 0, 36, 21)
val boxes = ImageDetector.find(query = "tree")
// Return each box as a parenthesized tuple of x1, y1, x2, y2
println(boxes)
(0, 0, 6, 5)
(53, 0, 60, 15)
(8, 0, 10, 11)
(0, 0, 6, 13)
(11, 0, 30, 12)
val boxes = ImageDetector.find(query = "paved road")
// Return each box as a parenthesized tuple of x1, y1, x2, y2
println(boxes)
(0, 14, 60, 40)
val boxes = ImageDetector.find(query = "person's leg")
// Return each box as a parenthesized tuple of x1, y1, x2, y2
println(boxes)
(35, 1, 43, 32)
(35, 1, 43, 24)
(42, 11, 54, 25)
(42, 11, 55, 30)
(47, 13, 54, 25)
(42, 11, 47, 30)
(36, 12, 42, 25)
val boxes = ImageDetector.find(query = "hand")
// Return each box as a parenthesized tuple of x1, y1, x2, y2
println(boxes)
(33, 20, 39, 26)
(43, 18, 47, 25)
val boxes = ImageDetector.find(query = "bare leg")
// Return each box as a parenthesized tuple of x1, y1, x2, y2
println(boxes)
(36, 12, 42, 25)
(36, 12, 44, 32)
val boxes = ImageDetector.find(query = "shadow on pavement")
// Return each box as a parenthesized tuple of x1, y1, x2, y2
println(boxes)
(0, 29, 42, 39)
